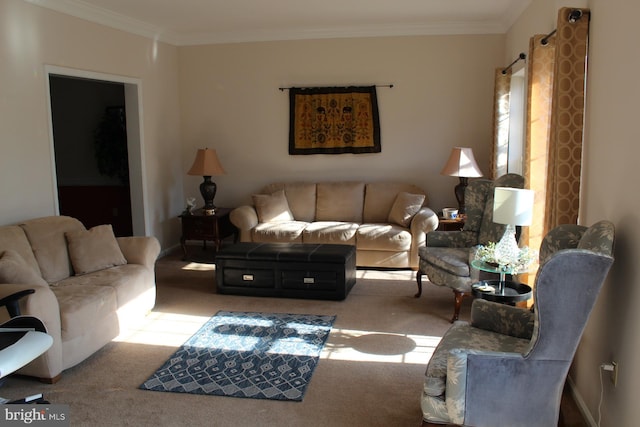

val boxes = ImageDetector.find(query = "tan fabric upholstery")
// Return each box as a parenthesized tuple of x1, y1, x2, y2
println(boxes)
(388, 192, 426, 227)
(230, 181, 438, 269)
(316, 182, 365, 223)
(0, 216, 160, 381)
(262, 182, 317, 222)
(20, 216, 85, 283)
(357, 224, 412, 251)
(364, 183, 427, 223)
(302, 222, 359, 245)
(0, 226, 42, 275)
(0, 250, 48, 288)
(65, 224, 127, 275)
(252, 190, 294, 223)
(252, 221, 307, 243)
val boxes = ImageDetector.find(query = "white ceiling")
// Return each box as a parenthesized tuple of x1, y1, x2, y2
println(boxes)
(28, 0, 532, 46)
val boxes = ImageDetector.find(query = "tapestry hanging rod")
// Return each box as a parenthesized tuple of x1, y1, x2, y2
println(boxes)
(541, 9, 586, 45)
(501, 53, 526, 75)
(278, 84, 394, 91)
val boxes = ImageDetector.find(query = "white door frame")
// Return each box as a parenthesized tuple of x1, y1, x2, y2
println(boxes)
(44, 65, 149, 236)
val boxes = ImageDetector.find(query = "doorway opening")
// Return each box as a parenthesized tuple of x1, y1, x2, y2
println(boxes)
(45, 66, 148, 236)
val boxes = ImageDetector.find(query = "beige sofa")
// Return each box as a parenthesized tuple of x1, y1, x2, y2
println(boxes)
(0, 216, 160, 382)
(230, 182, 439, 269)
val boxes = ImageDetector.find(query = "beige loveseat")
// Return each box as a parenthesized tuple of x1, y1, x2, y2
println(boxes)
(230, 182, 439, 269)
(0, 216, 160, 382)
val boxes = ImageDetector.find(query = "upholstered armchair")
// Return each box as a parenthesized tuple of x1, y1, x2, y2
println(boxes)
(420, 220, 615, 427)
(416, 173, 524, 322)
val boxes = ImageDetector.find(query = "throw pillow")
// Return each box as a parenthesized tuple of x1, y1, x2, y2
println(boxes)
(388, 192, 426, 227)
(0, 250, 48, 287)
(65, 224, 127, 275)
(252, 190, 294, 223)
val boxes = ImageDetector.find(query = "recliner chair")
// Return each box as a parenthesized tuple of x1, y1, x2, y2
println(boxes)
(416, 173, 524, 322)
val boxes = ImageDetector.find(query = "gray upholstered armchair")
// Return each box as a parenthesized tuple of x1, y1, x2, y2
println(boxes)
(420, 220, 615, 427)
(417, 173, 524, 322)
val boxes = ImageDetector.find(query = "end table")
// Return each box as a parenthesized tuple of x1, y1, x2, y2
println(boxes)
(179, 208, 236, 261)
(438, 217, 465, 231)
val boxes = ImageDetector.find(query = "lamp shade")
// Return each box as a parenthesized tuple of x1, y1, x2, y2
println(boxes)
(493, 187, 534, 226)
(440, 147, 483, 178)
(187, 148, 225, 176)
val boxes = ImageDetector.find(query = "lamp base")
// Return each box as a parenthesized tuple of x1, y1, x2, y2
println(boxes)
(199, 176, 217, 214)
(454, 177, 469, 214)
(494, 224, 519, 265)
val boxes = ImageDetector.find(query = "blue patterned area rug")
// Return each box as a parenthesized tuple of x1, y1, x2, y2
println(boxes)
(140, 311, 336, 401)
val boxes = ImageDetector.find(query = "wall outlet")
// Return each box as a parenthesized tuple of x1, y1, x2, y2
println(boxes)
(602, 362, 618, 387)
(611, 362, 618, 387)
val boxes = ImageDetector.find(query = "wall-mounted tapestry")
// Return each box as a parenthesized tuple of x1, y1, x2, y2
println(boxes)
(288, 86, 381, 155)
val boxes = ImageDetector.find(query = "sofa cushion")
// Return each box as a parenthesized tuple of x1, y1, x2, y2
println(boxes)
(316, 182, 365, 223)
(388, 192, 426, 227)
(20, 216, 85, 283)
(364, 183, 426, 223)
(50, 282, 118, 341)
(252, 190, 294, 223)
(262, 183, 317, 222)
(302, 222, 358, 245)
(0, 225, 42, 276)
(0, 250, 48, 287)
(357, 224, 412, 251)
(65, 224, 127, 275)
(252, 221, 308, 243)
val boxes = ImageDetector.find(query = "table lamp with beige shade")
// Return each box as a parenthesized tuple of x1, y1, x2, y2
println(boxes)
(440, 147, 483, 214)
(187, 148, 225, 215)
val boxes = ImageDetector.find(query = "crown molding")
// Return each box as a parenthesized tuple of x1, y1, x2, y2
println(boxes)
(25, 0, 181, 44)
(26, 0, 524, 46)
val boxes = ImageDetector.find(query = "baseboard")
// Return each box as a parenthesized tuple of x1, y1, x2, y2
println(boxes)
(159, 244, 181, 258)
(567, 375, 598, 427)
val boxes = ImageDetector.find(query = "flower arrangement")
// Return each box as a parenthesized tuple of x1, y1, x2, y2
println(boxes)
(475, 242, 537, 274)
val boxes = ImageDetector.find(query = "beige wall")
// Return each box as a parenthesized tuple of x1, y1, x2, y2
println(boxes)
(0, 0, 183, 248)
(507, 0, 640, 425)
(178, 35, 505, 211)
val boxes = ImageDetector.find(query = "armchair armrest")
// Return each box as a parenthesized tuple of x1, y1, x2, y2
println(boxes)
(117, 236, 161, 270)
(446, 348, 527, 426)
(470, 299, 534, 339)
(229, 206, 259, 242)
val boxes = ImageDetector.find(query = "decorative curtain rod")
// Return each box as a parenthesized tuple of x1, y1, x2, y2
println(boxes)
(541, 9, 585, 45)
(279, 84, 394, 92)
(501, 53, 526, 75)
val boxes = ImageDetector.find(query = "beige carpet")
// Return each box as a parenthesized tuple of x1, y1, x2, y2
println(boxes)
(1, 250, 471, 427)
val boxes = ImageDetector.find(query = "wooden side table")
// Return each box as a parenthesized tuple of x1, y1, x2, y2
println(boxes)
(179, 208, 236, 260)
(438, 217, 465, 231)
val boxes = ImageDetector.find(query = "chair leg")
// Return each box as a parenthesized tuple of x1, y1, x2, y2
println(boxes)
(415, 271, 424, 298)
(451, 290, 470, 323)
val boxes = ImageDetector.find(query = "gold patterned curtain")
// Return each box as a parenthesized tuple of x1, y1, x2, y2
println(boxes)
(490, 68, 512, 179)
(521, 7, 590, 284)
(545, 8, 590, 229)
(521, 34, 555, 266)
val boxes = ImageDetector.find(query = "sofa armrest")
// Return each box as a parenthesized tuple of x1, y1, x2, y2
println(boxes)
(0, 283, 63, 379)
(470, 299, 534, 339)
(409, 207, 439, 269)
(230, 205, 259, 242)
(117, 236, 161, 270)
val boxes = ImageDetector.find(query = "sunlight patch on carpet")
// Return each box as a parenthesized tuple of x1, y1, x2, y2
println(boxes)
(323, 328, 440, 365)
